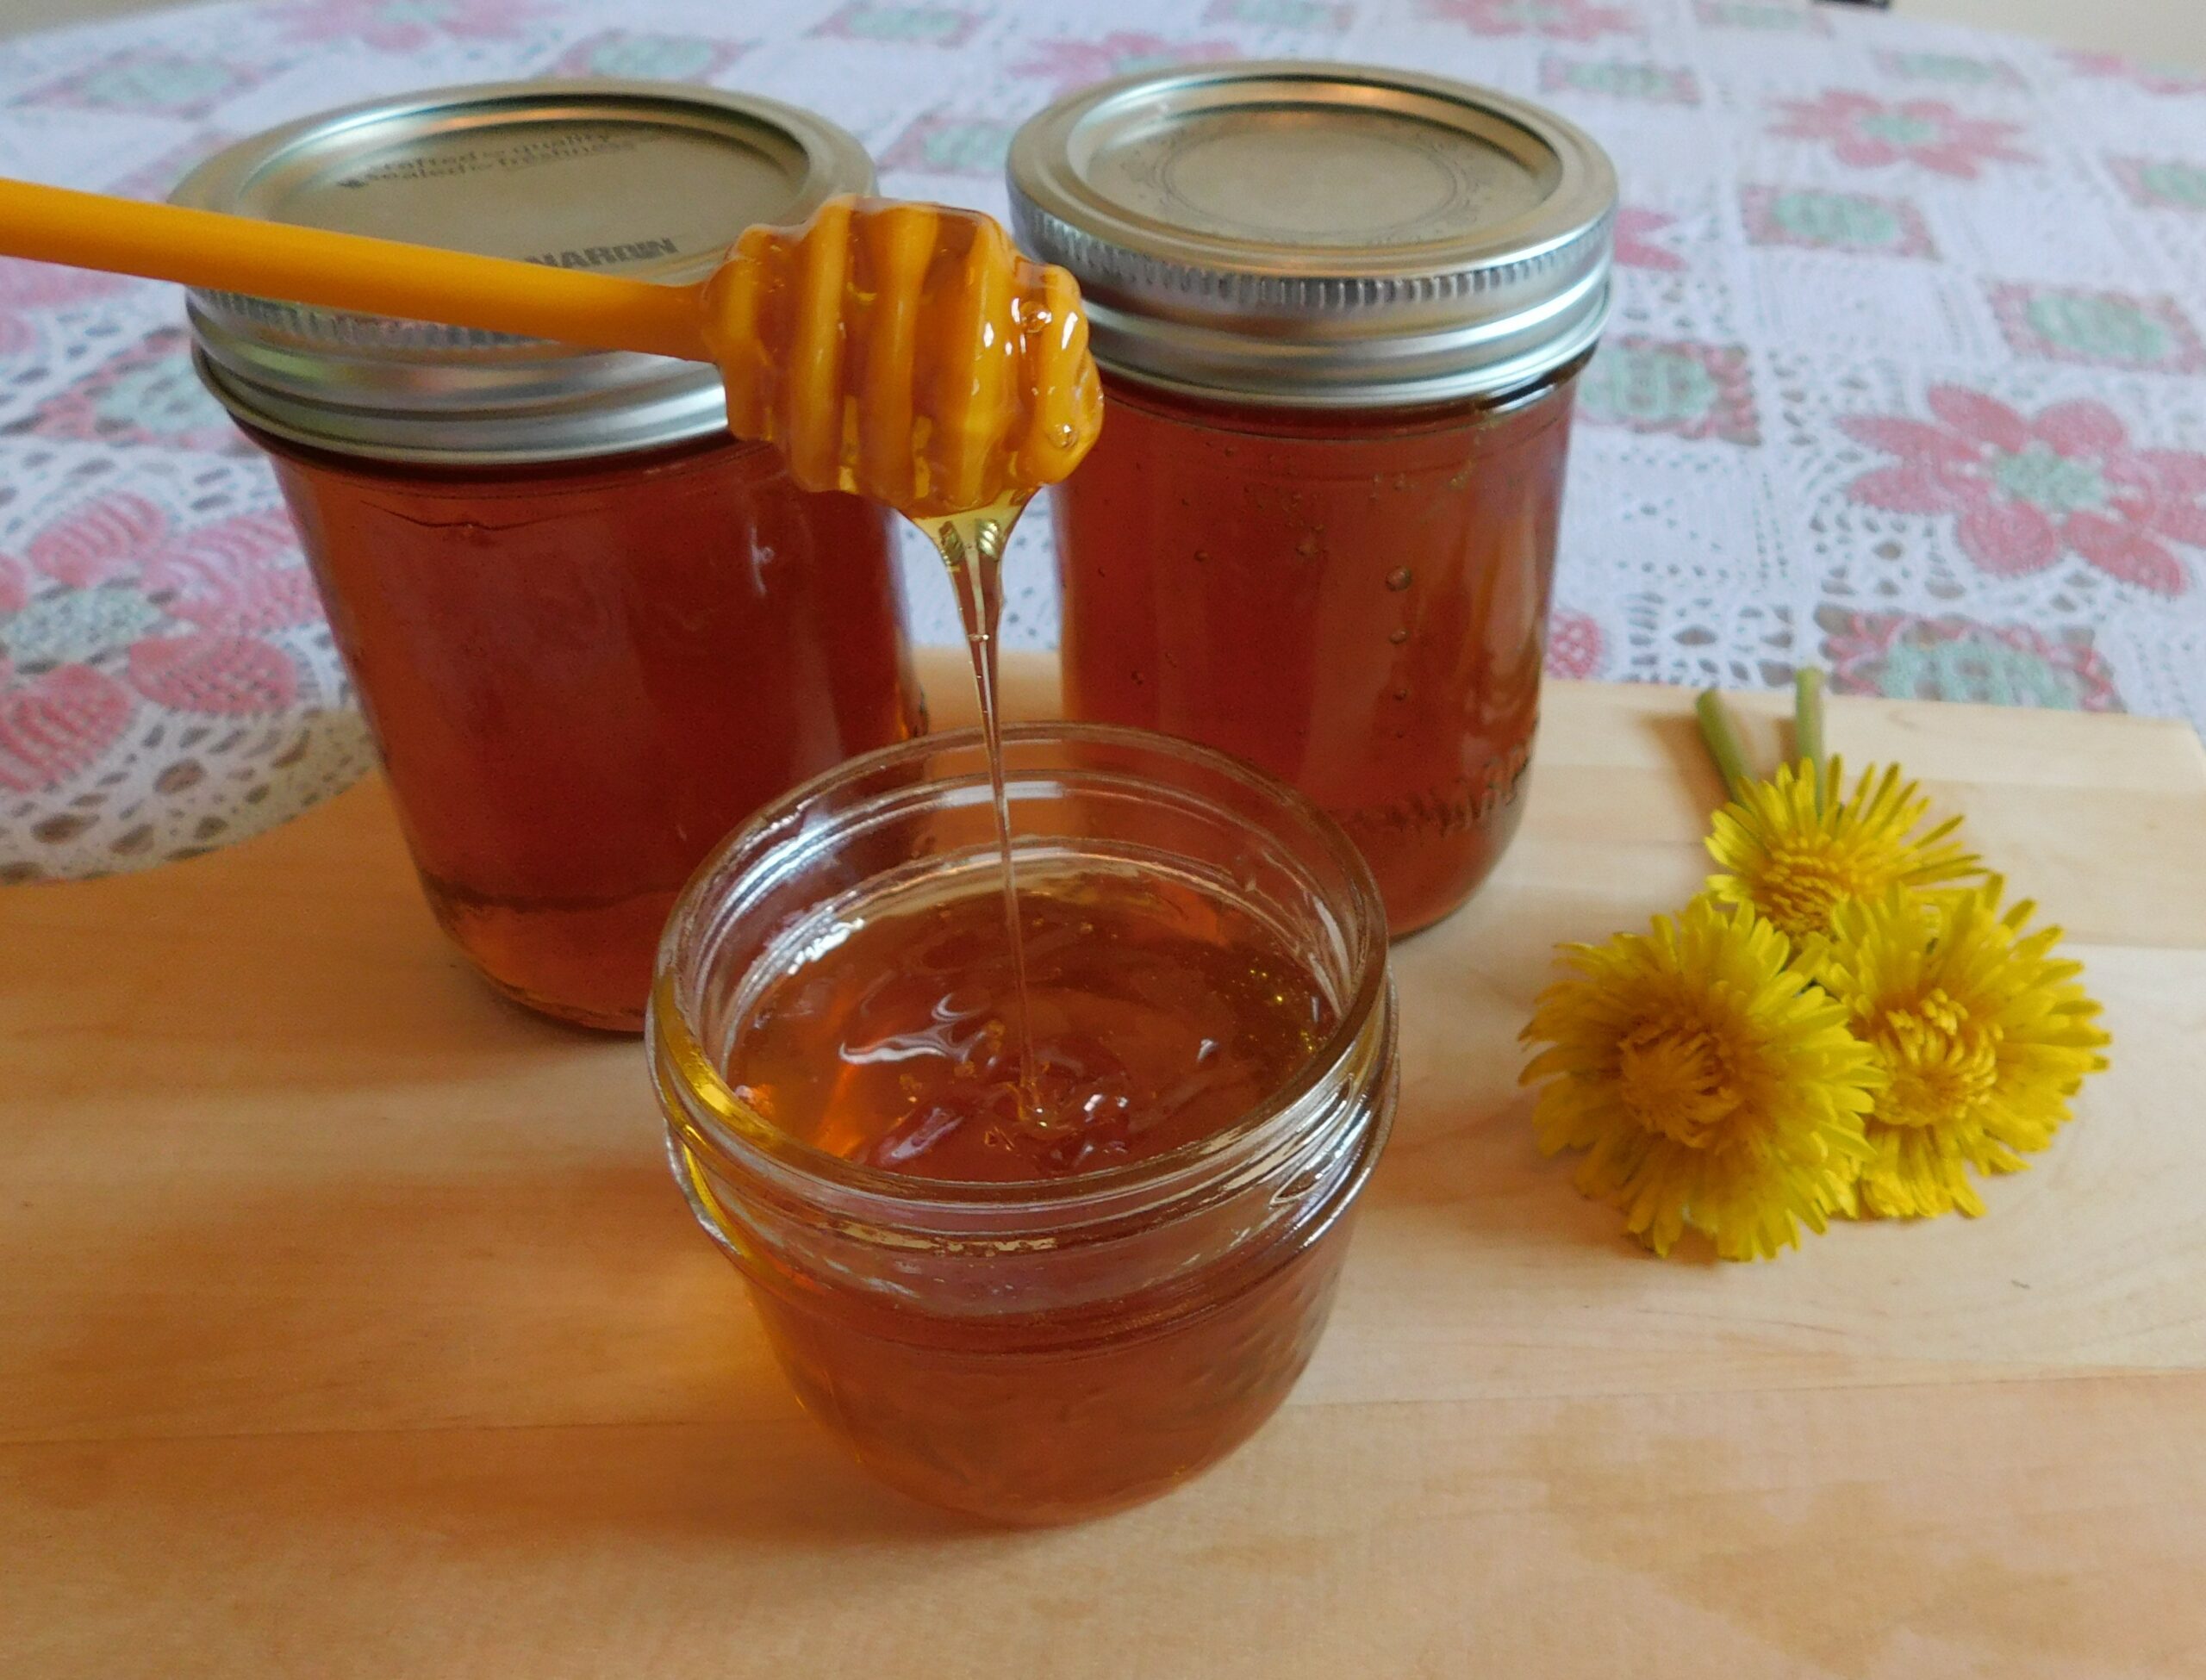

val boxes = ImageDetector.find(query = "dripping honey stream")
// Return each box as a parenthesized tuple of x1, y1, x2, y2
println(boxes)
(925, 500, 1041, 1102)
(699, 197, 1104, 1123)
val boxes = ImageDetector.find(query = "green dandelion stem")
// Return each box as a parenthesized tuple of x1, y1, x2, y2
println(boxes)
(1794, 667, 1828, 800)
(1696, 688, 1754, 801)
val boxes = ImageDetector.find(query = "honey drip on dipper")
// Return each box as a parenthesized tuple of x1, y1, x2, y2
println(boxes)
(702, 196, 1106, 1101)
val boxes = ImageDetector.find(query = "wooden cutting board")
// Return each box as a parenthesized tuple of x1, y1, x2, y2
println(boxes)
(6, 656, 2205, 1680)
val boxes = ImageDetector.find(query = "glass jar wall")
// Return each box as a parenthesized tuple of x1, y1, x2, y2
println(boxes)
(1010, 62, 1617, 932)
(174, 80, 910, 1027)
(651, 725, 1396, 1523)
(269, 431, 921, 1030)
(1053, 366, 1584, 934)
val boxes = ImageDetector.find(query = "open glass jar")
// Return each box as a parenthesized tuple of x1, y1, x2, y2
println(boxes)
(651, 725, 1396, 1524)
(1011, 63, 1616, 935)
(177, 82, 924, 1030)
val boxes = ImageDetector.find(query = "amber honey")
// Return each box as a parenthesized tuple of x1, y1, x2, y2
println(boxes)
(266, 432, 921, 1030)
(746, 1171, 1360, 1525)
(1056, 370, 1582, 934)
(655, 729, 1395, 1523)
(730, 865, 1334, 1179)
(714, 862, 1342, 1517)
(184, 87, 943, 1031)
(654, 203, 1391, 1523)
(695, 858, 1364, 1522)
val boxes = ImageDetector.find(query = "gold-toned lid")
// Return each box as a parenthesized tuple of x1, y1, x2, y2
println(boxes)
(1008, 61, 1616, 407)
(173, 80, 873, 464)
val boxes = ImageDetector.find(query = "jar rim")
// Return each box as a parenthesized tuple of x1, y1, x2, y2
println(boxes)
(240, 412, 772, 483)
(650, 720, 1390, 1216)
(1092, 345, 1594, 426)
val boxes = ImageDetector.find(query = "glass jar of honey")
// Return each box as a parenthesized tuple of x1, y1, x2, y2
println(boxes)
(651, 724, 1395, 1524)
(175, 83, 925, 1030)
(1009, 63, 1617, 935)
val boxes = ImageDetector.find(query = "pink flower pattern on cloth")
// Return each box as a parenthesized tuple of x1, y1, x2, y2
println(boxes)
(3, 0, 2205, 880)
(1843, 389, 2206, 596)
(1821, 610, 2121, 712)
(1416, 0, 1640, 41)
(1611, 208, 1686, 272)
(2061, 50, 2206, 100)
(1010, 32, 1241, 94)
(271, 0, 550, 52)
(1768, 90, 2034, 179)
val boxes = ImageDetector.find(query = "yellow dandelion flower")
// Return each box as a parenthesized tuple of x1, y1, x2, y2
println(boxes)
(1520, 896, 1880, 1260)
(1705, 756, 1981, 941)
(1804, 884, 2111, 1220)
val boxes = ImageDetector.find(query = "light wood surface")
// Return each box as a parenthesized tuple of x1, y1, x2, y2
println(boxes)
(6, 656, 2206, 1679)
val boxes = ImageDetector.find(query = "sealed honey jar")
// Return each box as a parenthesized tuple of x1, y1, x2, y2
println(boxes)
(651, 725, 1396, 1524)
(1010, 63, 1617, 934)
(176, 83, 925, 1030)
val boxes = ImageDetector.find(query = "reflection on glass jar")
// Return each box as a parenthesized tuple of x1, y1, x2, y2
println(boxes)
(651, 725, 1397, 1524)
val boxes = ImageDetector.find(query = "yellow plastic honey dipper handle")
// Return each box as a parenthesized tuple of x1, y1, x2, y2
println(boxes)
(0, 176, 707, 361)
(0, 179, 1102, 511)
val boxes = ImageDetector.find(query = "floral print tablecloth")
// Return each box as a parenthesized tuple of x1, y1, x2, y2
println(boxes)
(3, 0, 2203, 879)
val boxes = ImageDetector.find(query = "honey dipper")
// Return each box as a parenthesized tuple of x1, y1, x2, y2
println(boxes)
(0, 179, 1101, 512)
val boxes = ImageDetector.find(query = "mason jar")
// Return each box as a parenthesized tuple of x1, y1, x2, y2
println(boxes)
(650, 724, 1396, 1524)
(1010, 63, 1615, 935)
(177, 82, 925, 1030)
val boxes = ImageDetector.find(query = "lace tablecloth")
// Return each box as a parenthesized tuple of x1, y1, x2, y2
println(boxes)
(3, 0, 2203, 880)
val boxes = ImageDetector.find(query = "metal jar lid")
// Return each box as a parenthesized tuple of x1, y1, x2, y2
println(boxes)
(171, 80, 873, 465)
(1007, 61, 1616, 408)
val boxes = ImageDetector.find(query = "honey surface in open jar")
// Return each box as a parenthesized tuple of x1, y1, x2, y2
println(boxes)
(729, 861, 1334, 1179)
(712, 854, 1355, 1521)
